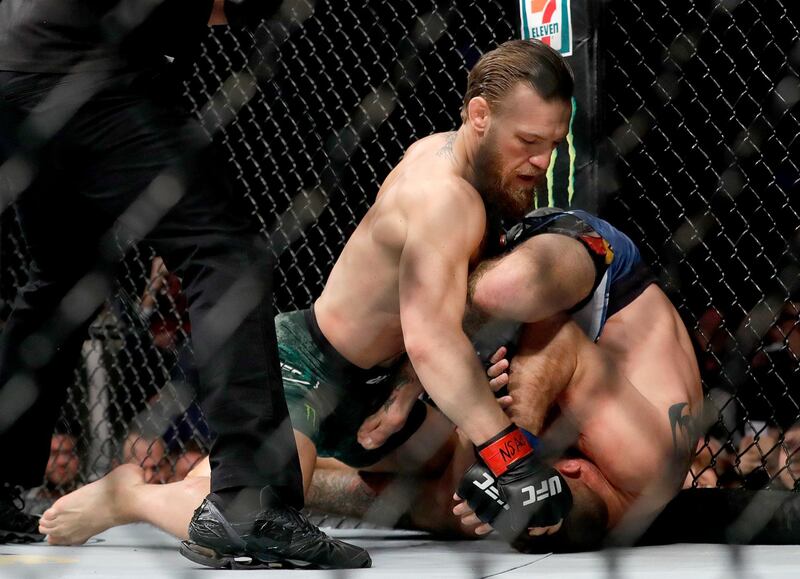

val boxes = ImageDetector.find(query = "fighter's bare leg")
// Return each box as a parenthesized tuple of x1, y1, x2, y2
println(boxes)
(39, 431, 318, 545)
(307, 408, 458, 529)
(469, 233, 595, 323)
(310, 406, 495, 537)
(309, 321, 582, 536)
(38, 463, 208, 545)
(309, 428, 482, 537)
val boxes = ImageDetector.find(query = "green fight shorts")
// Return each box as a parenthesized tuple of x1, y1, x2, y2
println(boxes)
(275, 307, 428, 468)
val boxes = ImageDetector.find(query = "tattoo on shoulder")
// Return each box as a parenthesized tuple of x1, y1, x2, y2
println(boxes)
(435, 131, 457, 160)
(668, 402, 697, 459)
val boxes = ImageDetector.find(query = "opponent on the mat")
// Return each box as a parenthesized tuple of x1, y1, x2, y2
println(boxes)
(315, 208, 703, 549)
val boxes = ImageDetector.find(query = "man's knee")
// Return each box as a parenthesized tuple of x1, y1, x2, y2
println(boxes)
(519, 234, 596, 304)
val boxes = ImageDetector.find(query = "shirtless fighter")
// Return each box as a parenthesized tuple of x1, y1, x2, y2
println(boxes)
(39, 209, 701, 553)
(38, 39, 576, 558)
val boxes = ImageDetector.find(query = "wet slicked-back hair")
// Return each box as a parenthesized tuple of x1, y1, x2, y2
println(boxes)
(460, 39, 574, 123)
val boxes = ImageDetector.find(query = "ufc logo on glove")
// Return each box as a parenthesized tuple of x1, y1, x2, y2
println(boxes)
(472, 472, 511, 510)
(521, 476, 564, 506)
(458, 426, 573, 538)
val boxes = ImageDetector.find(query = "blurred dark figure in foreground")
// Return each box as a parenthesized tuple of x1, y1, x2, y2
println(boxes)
(0, 0, 369, 568)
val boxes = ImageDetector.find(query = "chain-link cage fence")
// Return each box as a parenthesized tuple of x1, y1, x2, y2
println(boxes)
(601, 0, 799, 494)
(0, 0, 797, 556)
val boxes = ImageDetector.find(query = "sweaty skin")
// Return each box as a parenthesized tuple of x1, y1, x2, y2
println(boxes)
(314, 83, 571, 445)
(315, 284, 702, 542)
(507, 285, 702, 529)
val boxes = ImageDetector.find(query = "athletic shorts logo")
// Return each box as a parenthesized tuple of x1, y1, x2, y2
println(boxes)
(579, 233, 615, 265)
(519, 0, 573, 56)
(365, 374, 389, 385)
(305, 403, 317, 428)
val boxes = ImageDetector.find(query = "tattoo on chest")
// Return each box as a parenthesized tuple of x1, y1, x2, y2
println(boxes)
(436, 131, 457, 160)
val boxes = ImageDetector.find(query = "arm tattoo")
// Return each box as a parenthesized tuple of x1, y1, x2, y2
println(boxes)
(307, 469, 381, 518)
(308, 469, 422, 529)
(381, 364, 416, 412)
(668, 402, 697, 462)
(435, 131, 457, 160)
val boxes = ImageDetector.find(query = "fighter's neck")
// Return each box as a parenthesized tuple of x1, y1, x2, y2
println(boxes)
(450, 125, 481, 190)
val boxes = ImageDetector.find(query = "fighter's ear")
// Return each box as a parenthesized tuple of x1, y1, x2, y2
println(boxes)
(467, 96, 491, 135)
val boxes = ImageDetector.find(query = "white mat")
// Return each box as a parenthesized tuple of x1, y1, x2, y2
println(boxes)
(1, 524, 799, 578)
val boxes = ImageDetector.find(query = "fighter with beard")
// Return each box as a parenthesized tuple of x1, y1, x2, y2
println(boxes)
(38, 40, 576, 552)
(299, 38, 574, 535)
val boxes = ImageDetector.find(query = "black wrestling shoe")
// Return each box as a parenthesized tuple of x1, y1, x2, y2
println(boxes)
(180, 493, 371, 569)
(0, 484, 44, 544)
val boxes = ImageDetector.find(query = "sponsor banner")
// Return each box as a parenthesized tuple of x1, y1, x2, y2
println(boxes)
(519, 0, 573, 56)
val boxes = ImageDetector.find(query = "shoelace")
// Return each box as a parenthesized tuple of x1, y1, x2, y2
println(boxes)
(273, 505, 324, 540)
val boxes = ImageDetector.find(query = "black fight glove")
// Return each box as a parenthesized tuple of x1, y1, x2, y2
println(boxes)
(457, 425, 572, 541)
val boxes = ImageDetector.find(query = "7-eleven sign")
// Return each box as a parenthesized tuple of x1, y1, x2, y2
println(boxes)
(519, 0, 573, 56)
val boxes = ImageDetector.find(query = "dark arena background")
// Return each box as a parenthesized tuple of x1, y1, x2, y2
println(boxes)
(0, 0, 798, 575)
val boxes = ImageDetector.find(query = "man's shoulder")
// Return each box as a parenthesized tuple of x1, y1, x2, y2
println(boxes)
(418, 174, 481, 201)
(405, 130, 454, 155)
(391, 159, 480, 207)
(400, 176, 485, 231)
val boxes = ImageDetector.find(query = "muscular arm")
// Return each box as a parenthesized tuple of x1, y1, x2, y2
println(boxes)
(399, 185, 510, 445)
(469, 234, 595, 323)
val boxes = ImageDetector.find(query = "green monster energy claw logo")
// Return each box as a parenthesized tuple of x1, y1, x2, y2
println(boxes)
(543, 96, 577, 209)
(305, 403, 317, 428)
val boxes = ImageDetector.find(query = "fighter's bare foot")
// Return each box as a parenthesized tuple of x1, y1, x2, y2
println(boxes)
(38, 463, 145, 545)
